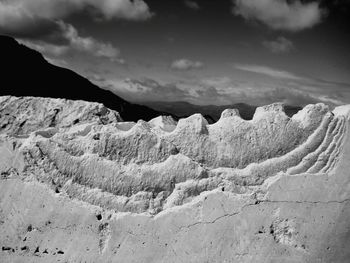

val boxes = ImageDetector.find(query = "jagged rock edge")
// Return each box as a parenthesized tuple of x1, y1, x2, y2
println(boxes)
(0, 96, 349, 217)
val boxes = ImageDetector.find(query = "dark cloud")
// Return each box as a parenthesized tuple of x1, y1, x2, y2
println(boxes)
(127, 78, 190, 100)
(17, 21, 121, 60)
(184, 0, 200, 10)
(0, 18, 69, 45)
(263, 37, 295, 54)
(195, 86, 221, 99)
(0, 0, 153, 60)
(171, 59, 204, 70)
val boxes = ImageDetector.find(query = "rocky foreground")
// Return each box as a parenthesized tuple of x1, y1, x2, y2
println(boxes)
(0, 96, 350, 263)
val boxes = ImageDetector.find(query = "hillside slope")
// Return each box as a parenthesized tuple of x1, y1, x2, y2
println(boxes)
(0, 35, 165, 122)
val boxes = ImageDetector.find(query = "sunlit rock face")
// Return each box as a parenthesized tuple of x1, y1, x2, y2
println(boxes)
(1, 96, 350, 263)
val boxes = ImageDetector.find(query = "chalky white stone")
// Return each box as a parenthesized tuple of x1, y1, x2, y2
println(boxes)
(0, 96, 349, 262)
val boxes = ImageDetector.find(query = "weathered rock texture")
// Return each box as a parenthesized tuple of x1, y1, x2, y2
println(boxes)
(0, 96, 350, 263)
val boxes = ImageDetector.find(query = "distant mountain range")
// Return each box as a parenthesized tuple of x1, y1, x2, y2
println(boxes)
(0, 35, 301, 123)
(0, 35, 164, 122)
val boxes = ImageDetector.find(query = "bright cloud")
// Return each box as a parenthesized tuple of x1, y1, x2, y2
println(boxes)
(233, 0, 325, 31)
(235, 64, 304, 80)
(0, 0, 153, 25)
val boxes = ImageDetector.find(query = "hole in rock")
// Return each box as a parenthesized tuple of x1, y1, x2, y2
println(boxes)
(20, 246, 29, 251)
(98, 223, 109, 232)
(19, 120, 26, 128)
(257, 226, 265, 234)
(27, 225, 33, 232)
(2, 246, 13, 252)
(96, 214, 102, 221)
(93, 134, 100, 140)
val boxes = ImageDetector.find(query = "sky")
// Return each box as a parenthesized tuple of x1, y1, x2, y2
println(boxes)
(1, 0, 350, 106)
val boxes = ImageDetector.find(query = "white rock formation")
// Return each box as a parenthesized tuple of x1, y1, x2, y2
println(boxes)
(0, 96, 350, 262)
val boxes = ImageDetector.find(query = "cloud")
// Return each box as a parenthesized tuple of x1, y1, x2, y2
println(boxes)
(45, 57, 68, 67)
(263, 36, 294, 54)
(0, 0, 152, 39)
(194, 86, 221, 100)
(234, 64, 350, 106)
(89, 75, 229, 105)
(96, 78, 191, 102)
(0, 0, 152, 27)
(91, 71, 350, 108)
(201, 77, 232, 87)
(18, 21, 121, 61)
(0, 0, 152, 60)
(235, 64, 304, 80)
(171, 59, 204, 70)
(185, 0, 200, 10)
(285, 79, 350, 106)
(233, 0, 325, 31)
(255, 87, 318, 106)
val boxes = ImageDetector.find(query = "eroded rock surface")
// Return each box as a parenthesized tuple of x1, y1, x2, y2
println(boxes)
(0, 96, 122, 136)
(0, 96, 350, 262)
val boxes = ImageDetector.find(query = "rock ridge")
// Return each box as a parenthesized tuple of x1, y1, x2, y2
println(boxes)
(1, 96, 350, 262)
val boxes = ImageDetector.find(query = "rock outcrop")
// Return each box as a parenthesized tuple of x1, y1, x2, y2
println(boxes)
(1, 96, 350, 263)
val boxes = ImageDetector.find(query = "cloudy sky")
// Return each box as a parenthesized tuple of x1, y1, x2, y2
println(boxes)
(1, 0, 350, 106)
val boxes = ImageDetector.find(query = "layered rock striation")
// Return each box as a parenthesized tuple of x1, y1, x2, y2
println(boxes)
(1, 96, 350, 262)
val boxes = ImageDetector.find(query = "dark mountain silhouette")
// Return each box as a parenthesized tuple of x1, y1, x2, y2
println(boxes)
(0, 35, 167, 122)
(143, 101, 302, 123)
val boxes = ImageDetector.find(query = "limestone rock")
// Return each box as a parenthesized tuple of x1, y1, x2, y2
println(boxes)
(0, 96, 122, 136)
(0, 96, 350, 263)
